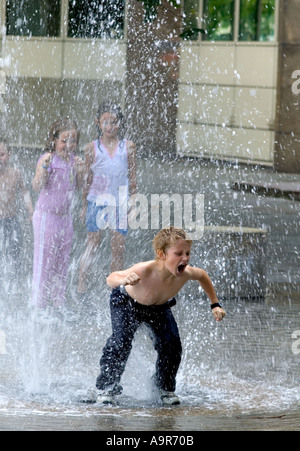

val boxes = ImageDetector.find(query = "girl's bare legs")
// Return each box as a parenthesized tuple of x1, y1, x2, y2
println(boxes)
(110, 231, 125, 273)
(77, 231, 102, 294)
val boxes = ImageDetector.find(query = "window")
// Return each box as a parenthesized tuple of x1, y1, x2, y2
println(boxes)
(6, 0, 61, 37)
(202, 0, 235, 41)
(184, 0, 276, 42)
(68, 0, 125, 39)
(239, 0, 275, 41)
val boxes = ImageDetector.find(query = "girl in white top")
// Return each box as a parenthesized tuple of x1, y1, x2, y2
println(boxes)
(78, 103, 137, 294)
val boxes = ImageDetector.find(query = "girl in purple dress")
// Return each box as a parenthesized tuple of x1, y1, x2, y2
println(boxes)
(31, 118, 84, 308)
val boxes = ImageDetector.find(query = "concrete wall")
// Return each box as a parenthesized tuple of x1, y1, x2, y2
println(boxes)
(0, 38, 125, 149)
(176, 42, 278, 165)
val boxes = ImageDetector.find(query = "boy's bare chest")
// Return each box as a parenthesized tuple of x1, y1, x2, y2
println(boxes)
(130, 273, 185, 306)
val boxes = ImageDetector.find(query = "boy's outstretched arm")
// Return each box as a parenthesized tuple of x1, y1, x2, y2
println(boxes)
(194, 267, 226, 322)
(106, 267, 141, 288)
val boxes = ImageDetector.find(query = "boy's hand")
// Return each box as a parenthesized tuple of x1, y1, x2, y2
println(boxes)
(212, 307, 226, 322)
(123, 272, 141, 286)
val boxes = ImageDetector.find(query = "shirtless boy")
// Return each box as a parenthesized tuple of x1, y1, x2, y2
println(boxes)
(95, 227, 226, 406)
(0, 139, 33, 282)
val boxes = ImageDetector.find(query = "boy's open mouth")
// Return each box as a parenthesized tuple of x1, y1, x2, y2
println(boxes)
(178, 264, 186, 274)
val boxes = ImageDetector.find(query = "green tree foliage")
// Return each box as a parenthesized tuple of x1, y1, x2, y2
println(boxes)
(239, 0, 275, 41)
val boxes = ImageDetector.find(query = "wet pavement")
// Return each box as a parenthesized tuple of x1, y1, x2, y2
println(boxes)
(0, 154, 300, 431)
(0, 405, 299, 431)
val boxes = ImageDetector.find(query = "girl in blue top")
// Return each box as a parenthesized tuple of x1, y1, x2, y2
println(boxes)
(78, 103, 137, 294)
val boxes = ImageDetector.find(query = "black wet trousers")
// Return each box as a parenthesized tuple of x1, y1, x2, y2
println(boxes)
(96, 287, 182, 393)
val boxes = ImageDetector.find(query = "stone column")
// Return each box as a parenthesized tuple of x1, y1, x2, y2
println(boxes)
(275, 0, 300, 173)
(125, 0, 181, 154)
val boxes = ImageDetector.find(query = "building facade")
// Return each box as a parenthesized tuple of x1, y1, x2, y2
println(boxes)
(177, 0, 278, 166)
(0, 0, 298, 172)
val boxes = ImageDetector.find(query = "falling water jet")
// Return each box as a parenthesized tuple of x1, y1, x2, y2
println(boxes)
(0, 330, 6, 355)
(202, 225, 268, 302)
(125, 0, 181, 154)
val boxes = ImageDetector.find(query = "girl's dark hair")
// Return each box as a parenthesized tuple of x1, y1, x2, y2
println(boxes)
(45, 117, 80, 153)
(96, 102, 125, 138)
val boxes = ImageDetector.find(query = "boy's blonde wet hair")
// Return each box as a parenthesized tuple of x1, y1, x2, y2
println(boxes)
(153, 227, 193, 257)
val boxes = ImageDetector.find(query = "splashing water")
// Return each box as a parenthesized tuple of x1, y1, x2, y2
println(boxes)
(0, 154, 299, 429)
